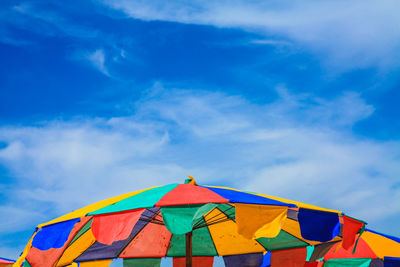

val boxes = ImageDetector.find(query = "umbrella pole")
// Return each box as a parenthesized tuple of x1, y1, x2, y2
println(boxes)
(186, 231, 193, 267)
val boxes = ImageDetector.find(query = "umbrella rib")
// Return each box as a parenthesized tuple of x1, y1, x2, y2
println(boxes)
(139, 216, 164, 225)
(196, 217, 233, 229)
(204, 215, 231, 226)
(194, 213, 235, 230)
(204, 205, 234, 222)
(138, 208, 164, 225)
(192, 205, 236, 229)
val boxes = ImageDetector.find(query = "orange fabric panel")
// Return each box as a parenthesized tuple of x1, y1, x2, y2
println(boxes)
(173, 257, 214, 267)
(362, 231, 400, 258)
(56, 229, 96, 266)
(91, 209, 144, 245)
(235, 204, 287, 239)
(120, 220, 172, 258)
(324, 237, 377, 260)
(342, 216, 363, 250)
(26, 247, 63, 267)
(271, 247, 307, 267)
(26, 217, 92, 267)
(205, 209, 265, 256)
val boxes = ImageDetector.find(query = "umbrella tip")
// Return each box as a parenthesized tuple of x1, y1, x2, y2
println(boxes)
(185, 175, 197, 185)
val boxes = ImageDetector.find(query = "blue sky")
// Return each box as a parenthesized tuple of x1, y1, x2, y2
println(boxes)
(1, 0, 400, 260)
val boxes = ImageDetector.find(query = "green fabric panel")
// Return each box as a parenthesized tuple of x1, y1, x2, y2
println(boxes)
(167, 220, 218, 257)
(89, 184, 178, 215)
(257, 230, 308, 251)
(217, 204, 235, 221)
(161, 204, 217, 235)
(306, 246, 314, 261)
(193, 203, 218, 223)
(324, 258, 372, 267)
(24, 261, 32, 267)
(123, 258, 161, 267)
(68, 218, 93, 247)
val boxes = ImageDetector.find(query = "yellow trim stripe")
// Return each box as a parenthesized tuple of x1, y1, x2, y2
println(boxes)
(39, 187, 158, 227)
(206, 185, 341, 214)
(13, 232, 36, 267)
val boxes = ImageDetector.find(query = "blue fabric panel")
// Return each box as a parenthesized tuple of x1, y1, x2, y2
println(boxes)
(297, 208, 340, 242)
(369, 259, 384, 267)
(366, 229, 400, 243)
(261, 252, 271, 267)
(201, 187, 296, 207)
(32, 218, 80, 250)
(75, 208, 158, 261)
(384, 257, 400, 267)
(223, 253, 264, 267)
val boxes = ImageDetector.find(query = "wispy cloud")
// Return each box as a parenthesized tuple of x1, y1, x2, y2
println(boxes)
(0, 85, 399, 255)
(8, 2, 99, 39)
(86, 49, 110, 76)
(70, 48, 112, 76)
(100, 0, 400, 70)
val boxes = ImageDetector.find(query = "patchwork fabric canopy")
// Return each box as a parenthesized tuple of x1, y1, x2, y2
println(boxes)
(321, 229, 400, 266)
(15, 177, 366, 267)
(0, 257, 14, 267)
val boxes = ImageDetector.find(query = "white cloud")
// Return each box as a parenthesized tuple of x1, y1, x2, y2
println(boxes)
(85, 49, 109, 76)
(100, 0, 400, 69)
(0, 85, 399, 257)
(7, 3, 99, 39)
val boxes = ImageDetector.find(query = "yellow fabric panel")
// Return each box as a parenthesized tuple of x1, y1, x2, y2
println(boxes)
(236, 204, 287, 239)
(205, 209, 265, 256)
(39, 187, 157, 227)
(362, 231, 400, 258)
(56, 229, 96, 266)
(65, 264, 79, 267)
(206, 185, 341, 214)
(282, 218, 342, 245)
(13, 232, 36, 267)
(79, 259, 113, 267)
(282, 218, 319, 246)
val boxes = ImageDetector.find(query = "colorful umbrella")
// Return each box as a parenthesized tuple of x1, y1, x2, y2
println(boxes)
(321, 228, 400, 266)
(15, 177, 365, 267)
(0, 257, 14, 267)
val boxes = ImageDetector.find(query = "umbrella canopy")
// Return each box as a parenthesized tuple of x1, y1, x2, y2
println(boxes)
(321, 229, 400, 266)
(0, 257, 14, 267)
(15, 177, 365, 267)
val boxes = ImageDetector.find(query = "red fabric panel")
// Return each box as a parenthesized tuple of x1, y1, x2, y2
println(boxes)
(304, 262, 319, 267)
(26, 216, 92, 267)
(173, 257, 214, 267)
(120, 218, 172, 258)
(342, 216, 364, 250)
(271, 247, 307, 267)
(91, 209, 144, 245)
(324, 237, 377, 260)
(155, 184, 229, 206)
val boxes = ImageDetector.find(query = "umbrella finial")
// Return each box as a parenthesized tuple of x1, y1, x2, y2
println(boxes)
(185, 175, 197, 185)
